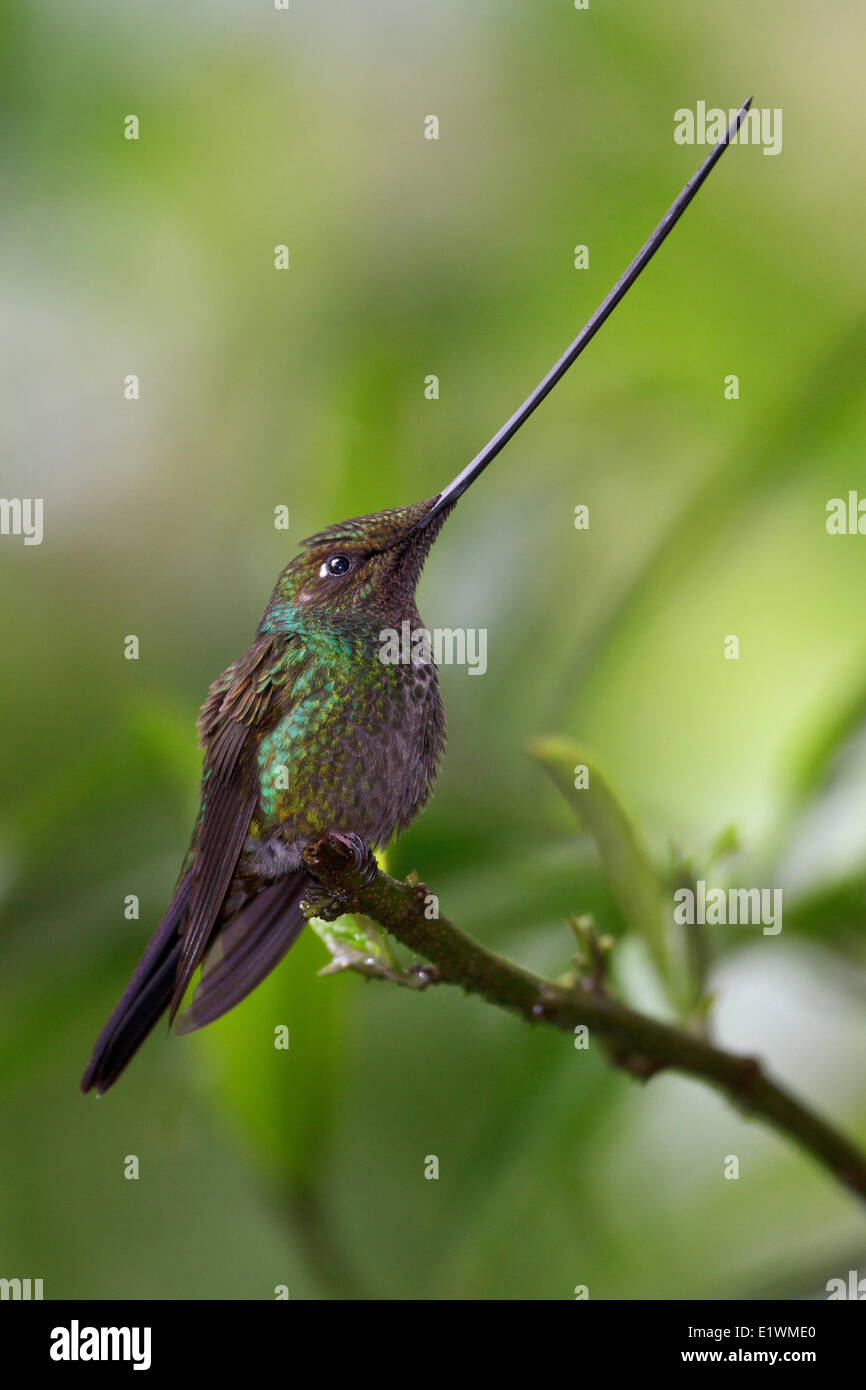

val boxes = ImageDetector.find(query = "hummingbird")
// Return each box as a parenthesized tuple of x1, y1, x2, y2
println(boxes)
(82, 99, 751, 1094)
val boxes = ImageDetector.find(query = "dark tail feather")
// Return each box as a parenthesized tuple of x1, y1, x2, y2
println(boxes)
(175, 872, 309, 1035)
(80, 870, 193, 1096)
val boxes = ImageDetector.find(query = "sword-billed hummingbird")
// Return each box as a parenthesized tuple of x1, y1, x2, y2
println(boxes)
(82, 100, 751, 1093)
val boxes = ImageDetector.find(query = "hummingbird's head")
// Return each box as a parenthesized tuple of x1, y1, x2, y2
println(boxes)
(258, 106, 751, 635)
(263, 494, 454, 630)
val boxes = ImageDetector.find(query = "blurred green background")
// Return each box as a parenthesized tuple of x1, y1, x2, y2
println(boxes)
(2, 0, 865, 1299)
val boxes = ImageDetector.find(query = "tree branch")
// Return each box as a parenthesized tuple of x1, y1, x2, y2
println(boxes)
(302, 833, 866, 1206)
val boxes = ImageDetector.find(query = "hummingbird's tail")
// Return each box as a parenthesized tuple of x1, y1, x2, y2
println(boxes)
(80, 870, 193, 1096)
(80, 870, 310, 1094)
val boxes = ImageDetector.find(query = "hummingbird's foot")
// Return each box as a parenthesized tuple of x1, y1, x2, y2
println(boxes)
(328, 831, 379, 886)
(301, 831, 379, 919)
(304, 831, 378, 887)
(302, 832, 441, 990)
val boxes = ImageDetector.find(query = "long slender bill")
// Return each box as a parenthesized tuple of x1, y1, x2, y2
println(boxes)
(420, 96, 753, 525)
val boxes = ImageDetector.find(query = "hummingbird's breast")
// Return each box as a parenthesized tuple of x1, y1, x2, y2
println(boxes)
(253, 622, 445, 852)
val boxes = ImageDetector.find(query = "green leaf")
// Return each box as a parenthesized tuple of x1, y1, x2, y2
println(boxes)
(528, 736, 684, 1009)
(311, 912, 434, 988)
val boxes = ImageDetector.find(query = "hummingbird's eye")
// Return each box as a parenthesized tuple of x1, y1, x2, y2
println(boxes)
(322, 554, 352, 578)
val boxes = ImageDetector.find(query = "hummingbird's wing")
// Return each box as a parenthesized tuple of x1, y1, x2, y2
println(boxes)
(81, 635, 307, 1093)
(168, 635, 301, 1019)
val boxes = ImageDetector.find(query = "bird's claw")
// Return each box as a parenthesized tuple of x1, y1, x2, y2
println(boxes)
(329, 831, 379, 885)
(304, 831, 378, 885)
(302, 832, 379, 919)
